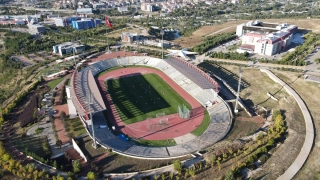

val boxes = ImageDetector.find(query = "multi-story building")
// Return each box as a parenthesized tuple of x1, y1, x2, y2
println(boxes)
(141, 3, 154, 12)
(93, 3, 106, 9)
(72, 19, 95, 30)
(53, 42, 86, 56)
(118, 6, 128, 12)
(76, 8, 93, 14)
(121, 33, 139, 43)
(54, 16, 81, 27)
(236, 20, 298, 56)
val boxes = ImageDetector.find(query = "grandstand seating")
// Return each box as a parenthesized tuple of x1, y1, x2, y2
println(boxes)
(70, 55, 231, 158)
(146, 58, 161, 67)
(164, 58, 219, 92)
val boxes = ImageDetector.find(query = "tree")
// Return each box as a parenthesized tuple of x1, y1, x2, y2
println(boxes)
(60, 111, 66, 122)
(274, 114, 285, 132)
(224, 170, 234, 180)
(56, 139, 62, 149)
(67, 171, 75, 179)
(87, 171, 95, 180)
(173, 160, 182, 173)
(73, 160, 81, 173)
(189, 167, 195, 177)
(42, 141, 50, 155)
(2, 153, 11, 161)
(53, 160, 58, 169)
(210, 155, 216, 166)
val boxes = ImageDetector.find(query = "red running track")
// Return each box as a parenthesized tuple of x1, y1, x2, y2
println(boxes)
(96, 67, 205, 140)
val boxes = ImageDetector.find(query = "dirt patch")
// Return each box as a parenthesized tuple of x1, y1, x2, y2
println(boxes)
(28, 53, 45, 62)
(12, 55, 34, 67)
(54, 104, 70, 144)
(225, 119, 260, 141)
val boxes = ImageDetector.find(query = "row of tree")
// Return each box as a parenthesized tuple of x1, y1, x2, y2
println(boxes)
(193, 32, 237, 54)
(208, 51, 250, 61)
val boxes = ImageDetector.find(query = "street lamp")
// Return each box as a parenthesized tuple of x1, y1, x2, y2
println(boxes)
(86, 93, 97, 149)
(234, 67, 242, 113)
(160, 29, 164, 60)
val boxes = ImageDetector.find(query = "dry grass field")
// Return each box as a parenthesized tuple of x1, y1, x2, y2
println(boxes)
(198, 63, 306, 179)
(269, 70, 320, 180)
(173, 18, 320, 48)
(108, 27, 145, 38)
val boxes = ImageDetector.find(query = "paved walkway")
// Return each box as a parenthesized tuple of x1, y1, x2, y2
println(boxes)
(53, 104, 70, 144)
(261, 69, 314, 180)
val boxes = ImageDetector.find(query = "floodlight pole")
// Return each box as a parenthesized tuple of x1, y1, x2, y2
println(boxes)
(106, 28, 109, 53)
(234, 67, 242, 113)
(160, 29, 164, 60)
(87, 93, 97, 149)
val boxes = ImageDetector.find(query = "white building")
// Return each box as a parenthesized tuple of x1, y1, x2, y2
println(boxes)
(141, 3, 154, 12)
(66, 86, 77, 119)
(118, 6, 128, 12)
(53, 42, 86, 56)
(93, 3, 106, 9)
(236, 21, 298, 56)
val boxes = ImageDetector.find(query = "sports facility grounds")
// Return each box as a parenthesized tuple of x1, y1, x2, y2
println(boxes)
(97, 67, 205, 140)
(70, 55, 232, 158)
(106, 73, 191, 124)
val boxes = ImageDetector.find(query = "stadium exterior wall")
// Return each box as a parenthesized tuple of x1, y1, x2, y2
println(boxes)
(71, 56, 232, 159)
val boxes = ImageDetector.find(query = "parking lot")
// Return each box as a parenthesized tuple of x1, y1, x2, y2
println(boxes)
(208, 39, 241, 53)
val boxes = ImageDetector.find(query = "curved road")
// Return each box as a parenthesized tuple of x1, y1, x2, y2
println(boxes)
(261, 69, 314, 180)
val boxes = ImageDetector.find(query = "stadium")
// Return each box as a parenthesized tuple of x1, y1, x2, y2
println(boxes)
(69, 51, 233, 159)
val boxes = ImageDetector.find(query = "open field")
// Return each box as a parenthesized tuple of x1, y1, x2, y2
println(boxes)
(225, 119, 260, 141)
(108, 26, 145, 38)
(174, 19, 320, 48)
(11, 135, 48, 155)
(47, 77, 64, 89)
(106, 73, 191, 124)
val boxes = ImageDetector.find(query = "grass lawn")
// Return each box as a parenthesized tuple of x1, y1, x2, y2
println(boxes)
(65, 117, 87, 138)
(135, 139, 176, 147)
(191, 110, 210, 136)
(106, 73, 191, 124)
(12, 135, 48, 155)
(48, 77, 64, 89)
(35, 127, 44, 134)
(225, 119, 259, 141)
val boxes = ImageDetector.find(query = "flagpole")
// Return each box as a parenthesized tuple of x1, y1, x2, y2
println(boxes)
(106, 27, 109, 53)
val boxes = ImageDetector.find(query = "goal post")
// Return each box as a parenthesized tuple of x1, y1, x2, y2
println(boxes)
(159, 118, 169, 125)
(156, 112, 166, 118)
(178, 104, 190, 120)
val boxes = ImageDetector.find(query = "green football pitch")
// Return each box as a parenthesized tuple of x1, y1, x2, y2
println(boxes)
(106, 73, 192, 124)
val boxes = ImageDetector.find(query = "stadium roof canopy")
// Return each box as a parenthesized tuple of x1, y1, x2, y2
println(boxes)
(166, 48, 197, 60)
